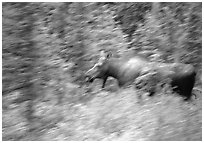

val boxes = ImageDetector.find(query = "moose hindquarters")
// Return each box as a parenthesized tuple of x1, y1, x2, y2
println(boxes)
(171, 73, 196, 100)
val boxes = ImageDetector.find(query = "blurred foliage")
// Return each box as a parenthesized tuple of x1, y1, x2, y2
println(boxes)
(2, 2, 202, 141)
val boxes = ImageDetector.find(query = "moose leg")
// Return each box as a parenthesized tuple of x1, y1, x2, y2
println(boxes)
(102, 77, 108, 88)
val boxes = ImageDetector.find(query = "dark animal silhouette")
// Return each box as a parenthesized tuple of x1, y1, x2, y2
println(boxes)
(85, 51, 196, 100)
(85, 51, 149, 88)
(138, 62, 196, 100)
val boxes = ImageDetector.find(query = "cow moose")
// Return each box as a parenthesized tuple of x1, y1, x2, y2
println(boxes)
(85, 51, 196, 100)
(85, 51, 149, 88)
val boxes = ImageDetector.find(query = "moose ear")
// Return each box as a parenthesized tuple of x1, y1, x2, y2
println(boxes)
(106, 52, 112, 59)
(99, 50, 106, 57)
(99, 50, 112, 60)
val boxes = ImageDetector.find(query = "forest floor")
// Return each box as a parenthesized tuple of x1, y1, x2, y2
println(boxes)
(2, 80, 202, 141)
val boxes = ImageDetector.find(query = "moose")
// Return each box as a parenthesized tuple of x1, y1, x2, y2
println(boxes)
(85, 51, 196, 100)
(85, 51, 149, 88)
(137, 62, 196, 100)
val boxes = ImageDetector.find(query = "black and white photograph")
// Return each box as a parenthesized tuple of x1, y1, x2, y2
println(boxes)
(2, 2, 202, 141)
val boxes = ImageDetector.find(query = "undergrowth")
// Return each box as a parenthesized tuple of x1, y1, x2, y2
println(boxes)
(3, 81, 202, 141)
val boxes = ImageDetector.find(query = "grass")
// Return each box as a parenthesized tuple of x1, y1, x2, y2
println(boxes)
(2, 81, 202, 141)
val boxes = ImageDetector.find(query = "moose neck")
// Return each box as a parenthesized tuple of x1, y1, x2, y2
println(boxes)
(105, 60, 122, 80)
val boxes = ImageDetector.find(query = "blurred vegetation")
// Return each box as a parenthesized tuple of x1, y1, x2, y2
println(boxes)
(2, 2, 202, 141)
